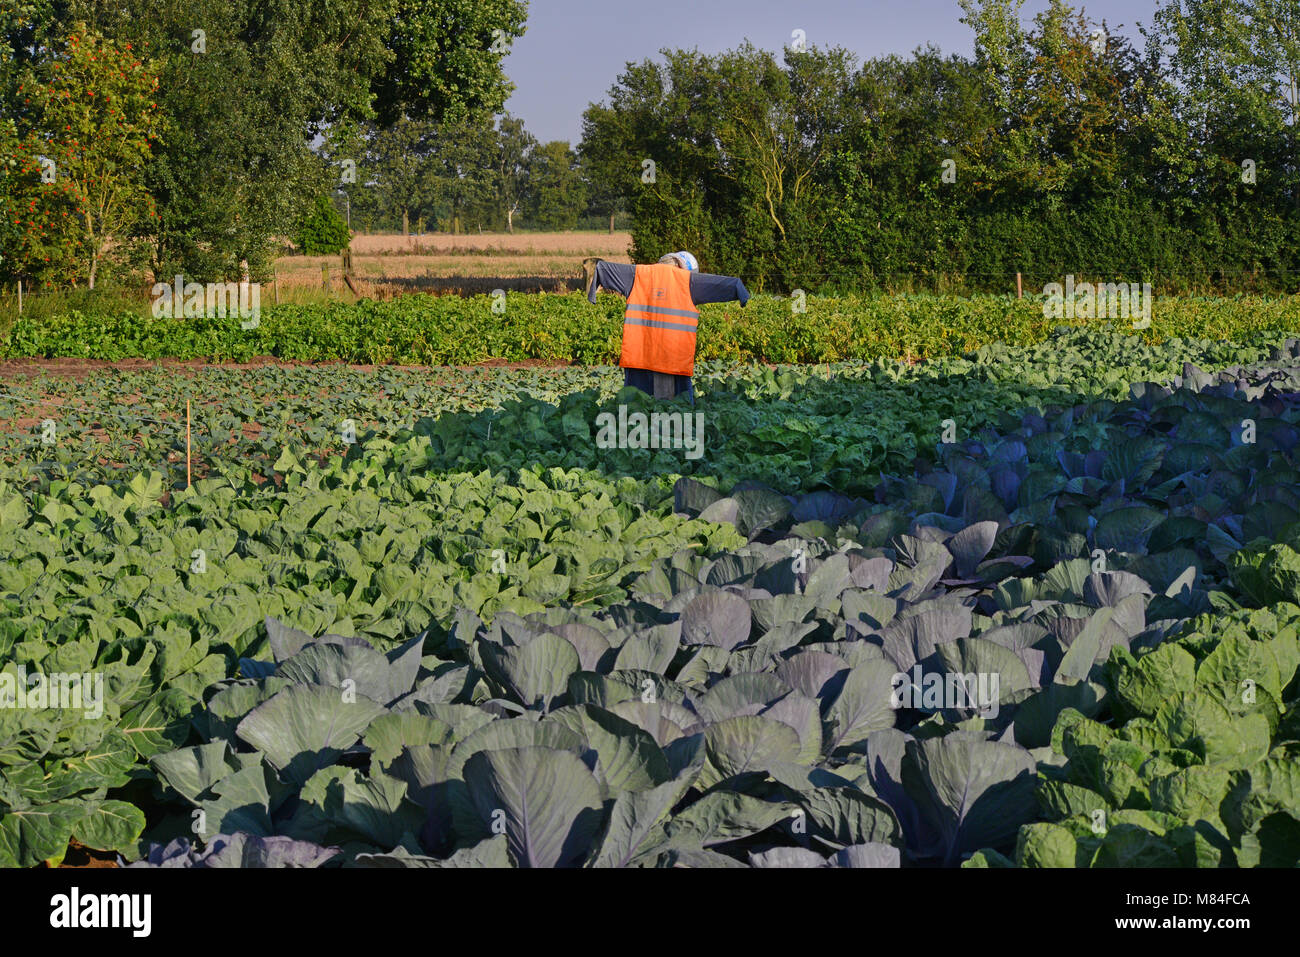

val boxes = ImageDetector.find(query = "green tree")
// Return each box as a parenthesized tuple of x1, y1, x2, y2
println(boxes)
(0, 0, 55, 116)
(578, 92, 640, 237)
(371, 0, 528, 126)
(0, 117, 82, 286)
(998, 4, 1145, 198)
(822, 49, 994, 286)
(362, 115, 438, 235)
(425, 113, 497, 233)
(1149, 0, 1299, 248)
(28, 0, 530, 281)
(582, 51, 739, 270)
(18, 24, 161, 288)
(495, 113, 535, 233)
(577, 151, 623, 234)
(580, 44, 856, 283)
(52, 0, 395, 281)
(959, 0, 1030, 114)
(525, 140, 586, 230)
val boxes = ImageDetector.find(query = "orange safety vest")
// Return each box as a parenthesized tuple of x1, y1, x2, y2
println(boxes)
(620, 263, 699, 376)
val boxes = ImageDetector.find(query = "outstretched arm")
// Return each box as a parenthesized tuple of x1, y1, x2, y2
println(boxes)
(689, 272, 751, 306)
(587, 260, 636, 302)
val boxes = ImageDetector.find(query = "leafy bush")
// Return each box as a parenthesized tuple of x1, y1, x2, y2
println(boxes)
(295, 195, 351, 256)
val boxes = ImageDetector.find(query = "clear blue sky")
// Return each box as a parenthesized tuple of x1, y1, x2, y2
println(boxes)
(502, 0, 1161, 144)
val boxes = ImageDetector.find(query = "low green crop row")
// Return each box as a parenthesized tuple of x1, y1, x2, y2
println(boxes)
(3, 291, 1299, 365)
(0, 327, 1287, 500)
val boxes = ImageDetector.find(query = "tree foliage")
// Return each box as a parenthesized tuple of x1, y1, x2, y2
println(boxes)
(370, 0, 528, 127)
(347, 113, 587, 234)
(526, 140, 586, 230)
(581, 0, 1300, 292)
(296, 195, 351, 256)
(1, 22, 159, 287)
(0, 0, 530, 284)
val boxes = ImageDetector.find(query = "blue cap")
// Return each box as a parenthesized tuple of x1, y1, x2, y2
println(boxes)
(673, 251, 699, 272)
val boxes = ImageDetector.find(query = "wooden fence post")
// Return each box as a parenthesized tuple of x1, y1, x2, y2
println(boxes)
(1016, 272, 1023, 299)
(322, 264, 330, 291)
(16, 280, 21, 315)
(273, 273, 279, 305)
(340, 248, 359, 295)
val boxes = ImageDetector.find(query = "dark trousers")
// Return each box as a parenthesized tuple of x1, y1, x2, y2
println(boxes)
(624, 368, 694, 403)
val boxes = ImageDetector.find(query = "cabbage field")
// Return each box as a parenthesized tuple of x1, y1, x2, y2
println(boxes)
(3, 311, 1300, 870)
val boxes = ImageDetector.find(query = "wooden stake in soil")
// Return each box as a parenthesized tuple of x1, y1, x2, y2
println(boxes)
(186, 399, 192, 488)
(1016, 272, 1023, 299)
(16, 280, 21, 315)
(274, 273, 279, 305)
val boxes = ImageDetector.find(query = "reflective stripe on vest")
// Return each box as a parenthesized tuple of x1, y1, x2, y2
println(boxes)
(620, 263, 699, 377)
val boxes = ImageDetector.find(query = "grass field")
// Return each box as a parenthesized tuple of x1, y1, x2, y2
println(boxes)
(272, 230, 633, 300)
(0, 231, 634, 320)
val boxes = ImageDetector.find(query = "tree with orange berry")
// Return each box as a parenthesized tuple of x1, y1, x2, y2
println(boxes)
(14, 23, 161, 288)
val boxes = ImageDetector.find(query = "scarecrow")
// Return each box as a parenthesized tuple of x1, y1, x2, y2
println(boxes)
(586, 251, 750, 401)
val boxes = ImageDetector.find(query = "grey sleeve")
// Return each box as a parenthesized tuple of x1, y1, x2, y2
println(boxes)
(689, 272, 751, 306)
(588, 260, 636, 302)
